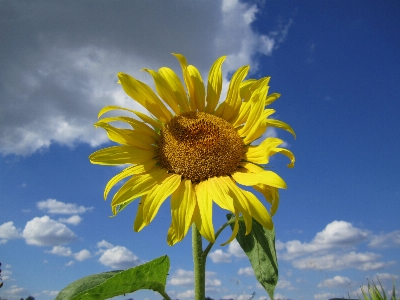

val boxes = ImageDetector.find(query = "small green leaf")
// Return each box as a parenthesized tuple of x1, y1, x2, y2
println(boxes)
(227, 214, 278, 300)
(55, 255, 170, 300)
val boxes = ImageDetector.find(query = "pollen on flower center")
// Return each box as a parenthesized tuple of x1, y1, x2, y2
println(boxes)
(157, 111, 244, 182)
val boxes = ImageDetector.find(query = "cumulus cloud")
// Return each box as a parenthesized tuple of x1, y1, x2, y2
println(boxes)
(47, 245, 72, 256)
(168, 269, 221, 288)
(97, 241, 141, 269)
(42, 290, 60, 297)
(22, 216, 77, 246)
(209, 240, 246, 263)
(169, 269, 194, 286)
(177, 289, 195, 299)
(369, 230, 400, 248)
(37, 199, 93, 214)
(0, 221, 22, 242)
(278, 221, 396, 272)
(209, 249, 232, 263)
(74, 249, 91, 261)
(276, 278, 295, 290)
(238, 267, 254, 276)
(58, 215, 82, 225)
(317, 275, 353, 288)
(46, 245, 91, 262)
(292, 251, 395, 271)
(314, 292, 336, 300)
(3, 285, 29, 298)
(284, 220, 369, 259)
(0, 0, 292, 156)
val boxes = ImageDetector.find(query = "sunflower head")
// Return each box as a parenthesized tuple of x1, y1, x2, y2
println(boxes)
(89, 53, 295, 246)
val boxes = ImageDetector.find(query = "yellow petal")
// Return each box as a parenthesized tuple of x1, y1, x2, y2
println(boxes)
(143, 173, 182, 225)
(104, 160, 157, 200)
(89, 145, 156, 165)
(244, 137, 284, 164)
(240, 79, 257, 102)
(143, 68, 181, 115)
(253, 184, 280, 216)
(195, 181, 216, 243)
(95, 122, 155, 149)
(187, 65, 205, 112)
(118, 72, 173, 122)
(219, 177, 252, 234)
(158, 67, 190, 112)
(265, 119, 296, 139)
(98, 105, 161, 130)
(111, 167, 166, 208)
(221, 177, 273, 230)
(237, 77, 270, 137)
(270, 148, 296, 168)
(207, 177, 235, 212)
(170, 179, 196, 243)
(221, 210, 240, 246)
(231, 170, 287, 189)
(239, 161, 264, 173)
(265, 93, 281, 106)
(133, 195, 147, 232)
(98, 116, 156, 137)
(218, 66, 250, 122)
(167, 225, 178, 246)
(205, 56, 226, 114)
(172, 53, 198, 111)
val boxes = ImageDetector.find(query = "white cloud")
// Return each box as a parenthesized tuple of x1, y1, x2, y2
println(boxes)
(47, 245, 72, 256)
(169, 269, 194, 286)
(0, 1, 291, 156)
(97, 239, 114, 249)
(177, 289, 195, 299)
(37, 199, 93, 214)
(0, 221, 22, 241)
(74, 249, 91, 261)
(42, 290, 60, 297)
(276, 279, 295, 290)
(46, 245, 91, 262)
(314, 292, 336, 300)
(238, 267, 254, 276)
(66, 260, 75, 266)
(317, 275, 352, 288)
(292, 251, 395, 271)
(98, 245, 141, 269)
(369, 230, 400, 248)
(58, 215, 82, 225)
(168, 269, 221, 288)
(4, 285, 29, 298)
(209, 240, 246, 263)
(209, 249, 232, 263)
(22, 216, 77, 246)
(273, 293, 291, 300)
(284, 221, 369, 259)
(374, 273, 399, 280)
(228, 239, 247, 258)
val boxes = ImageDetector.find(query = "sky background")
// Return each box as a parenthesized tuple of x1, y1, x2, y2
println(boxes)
(1, 1, 399, 300)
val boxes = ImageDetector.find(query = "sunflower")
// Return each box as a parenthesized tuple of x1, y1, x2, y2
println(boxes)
(89, 54, 295, 246)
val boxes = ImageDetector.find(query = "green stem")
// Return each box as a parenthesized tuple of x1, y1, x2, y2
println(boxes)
(203, 216, 238, 258)
(192, 223, 205, 300)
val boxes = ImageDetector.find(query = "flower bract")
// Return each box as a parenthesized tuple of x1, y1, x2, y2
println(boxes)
(89, 53, 295, 246)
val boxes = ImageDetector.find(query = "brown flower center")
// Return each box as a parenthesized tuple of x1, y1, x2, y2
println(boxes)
(157, 111, 244, 182)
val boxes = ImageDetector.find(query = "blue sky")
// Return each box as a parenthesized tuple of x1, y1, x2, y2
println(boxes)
(1, 1, 399, 300)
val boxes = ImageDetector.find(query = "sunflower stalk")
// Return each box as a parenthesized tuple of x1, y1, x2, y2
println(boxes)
(192, 223, 206, 300)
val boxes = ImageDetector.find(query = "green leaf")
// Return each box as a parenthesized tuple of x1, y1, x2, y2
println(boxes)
(55, 255, 170, 300)
(227, 214, 278, 300)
